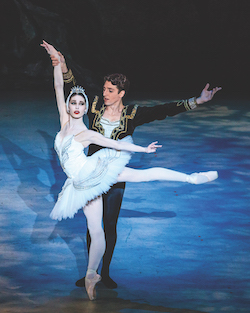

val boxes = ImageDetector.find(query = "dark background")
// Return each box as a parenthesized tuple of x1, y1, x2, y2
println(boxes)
(1, 0, 249, 94)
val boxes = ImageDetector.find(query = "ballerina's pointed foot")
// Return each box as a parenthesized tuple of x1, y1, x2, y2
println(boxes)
(85, 273, 101, 300)
(187, 171, 218, 184)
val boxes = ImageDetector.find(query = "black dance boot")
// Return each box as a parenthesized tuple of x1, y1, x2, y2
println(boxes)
(101, 269, 117, 289)
(101, 275, 117, 289)
(75, 276, 85, 287)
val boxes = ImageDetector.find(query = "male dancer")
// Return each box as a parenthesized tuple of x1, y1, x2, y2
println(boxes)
(51, 52, 221, 289)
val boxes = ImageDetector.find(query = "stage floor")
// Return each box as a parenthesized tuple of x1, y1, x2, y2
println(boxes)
(0, 91, 249, 313)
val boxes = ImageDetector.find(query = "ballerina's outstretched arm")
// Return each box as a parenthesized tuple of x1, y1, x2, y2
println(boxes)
(75, 128, 162, 153)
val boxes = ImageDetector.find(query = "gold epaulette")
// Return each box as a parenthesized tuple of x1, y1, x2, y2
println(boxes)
(91, 96, 99, 113)
(63, 69, 76, 85)
(126, 105, 138, 119)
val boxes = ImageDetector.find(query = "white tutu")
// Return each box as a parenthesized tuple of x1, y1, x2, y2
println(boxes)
(50, 134, 132, 220)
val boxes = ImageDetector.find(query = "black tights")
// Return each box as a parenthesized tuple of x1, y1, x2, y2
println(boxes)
(87, 182, 125, 277)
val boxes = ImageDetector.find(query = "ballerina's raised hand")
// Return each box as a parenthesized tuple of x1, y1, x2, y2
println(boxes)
(40, 40, 58, 57)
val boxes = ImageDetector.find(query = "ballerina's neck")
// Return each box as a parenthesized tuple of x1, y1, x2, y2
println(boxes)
(68, 117, 87, 128)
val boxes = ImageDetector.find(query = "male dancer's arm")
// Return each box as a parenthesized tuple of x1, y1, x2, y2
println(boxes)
(133, 97, 198, 127)
(130, 83, 221, 128)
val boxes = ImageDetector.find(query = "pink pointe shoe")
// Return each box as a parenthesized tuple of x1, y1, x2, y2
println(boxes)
(85, 271, 101, 300)
(187, 171, 218, 184)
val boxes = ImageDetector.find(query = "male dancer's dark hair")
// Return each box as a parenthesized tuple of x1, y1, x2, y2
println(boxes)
(104, 73, 130, 93)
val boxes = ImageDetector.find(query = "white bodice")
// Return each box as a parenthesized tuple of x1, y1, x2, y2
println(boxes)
(54, 134, 87, 179)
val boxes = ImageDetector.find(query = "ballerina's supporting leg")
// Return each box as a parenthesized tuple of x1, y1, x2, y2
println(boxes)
(117, 167, 218, 184)
(83, 196, 104, 300)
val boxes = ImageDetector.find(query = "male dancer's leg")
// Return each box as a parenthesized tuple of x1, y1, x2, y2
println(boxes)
(101, 182, 125, 289)
(75, 182, 125, 289)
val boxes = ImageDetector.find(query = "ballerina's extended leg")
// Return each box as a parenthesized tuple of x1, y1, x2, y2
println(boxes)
(117, 167, 218, 184)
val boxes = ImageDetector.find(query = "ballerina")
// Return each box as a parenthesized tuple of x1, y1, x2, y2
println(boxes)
(41, 40, 218, 300)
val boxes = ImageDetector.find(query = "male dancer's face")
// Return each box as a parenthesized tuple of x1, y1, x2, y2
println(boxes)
(103, 81, 125, 107)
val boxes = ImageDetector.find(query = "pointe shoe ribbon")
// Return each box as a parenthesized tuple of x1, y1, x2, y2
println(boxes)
(85, 273, 101, 300)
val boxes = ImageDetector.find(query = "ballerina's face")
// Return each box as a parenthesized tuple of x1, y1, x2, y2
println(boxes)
(68, 95, 86, 118)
